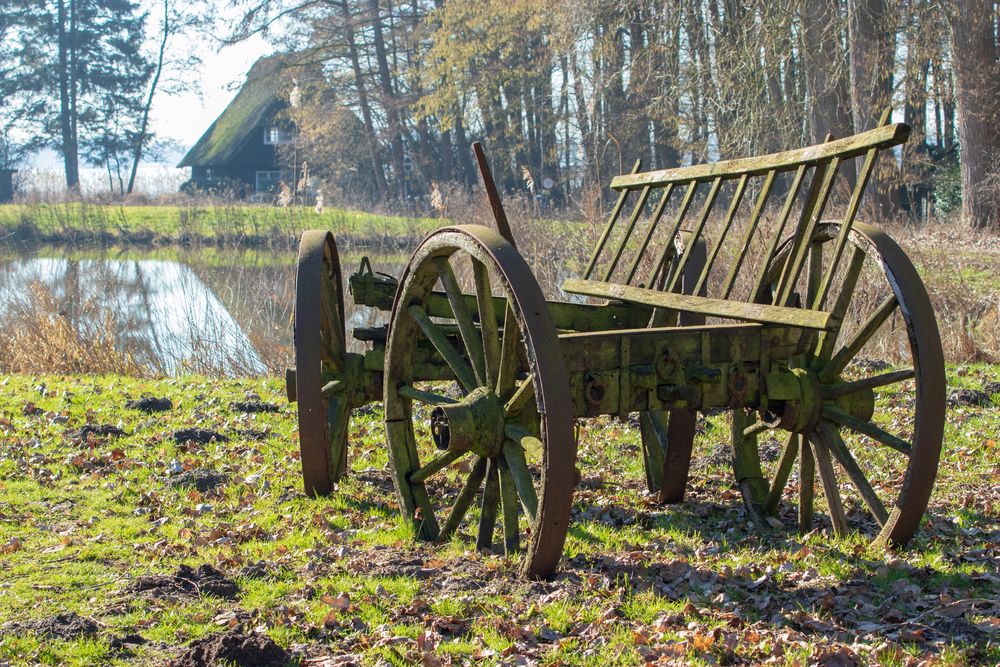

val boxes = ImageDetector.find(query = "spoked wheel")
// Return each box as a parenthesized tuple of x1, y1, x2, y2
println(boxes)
(641, 235, 705, 500)
(734, 222, 945, 547)
(294, 230, 351, 497)
(383, 225, 575, 578)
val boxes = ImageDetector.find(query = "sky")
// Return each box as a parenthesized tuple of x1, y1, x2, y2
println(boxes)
(149, 33, 273, 159)
(30, 17, 272, 170)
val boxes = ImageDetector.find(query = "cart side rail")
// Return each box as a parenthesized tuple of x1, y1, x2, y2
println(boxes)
(579, 109, 909, 318)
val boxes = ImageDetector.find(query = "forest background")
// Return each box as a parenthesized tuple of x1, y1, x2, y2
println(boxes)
(1, 0, 999, 230)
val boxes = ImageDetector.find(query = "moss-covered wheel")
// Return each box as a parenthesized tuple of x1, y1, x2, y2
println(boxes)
(733, 222, 945, 547)
(383, 225, 576, 578)
(292, 230, 351, 497)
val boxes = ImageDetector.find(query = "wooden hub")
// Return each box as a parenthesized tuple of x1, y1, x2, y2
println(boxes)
(429, 387, 506, 457)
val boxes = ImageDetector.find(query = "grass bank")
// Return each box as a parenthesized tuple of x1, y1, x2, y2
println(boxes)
(0, 370, 997, 665)
(0, 203, 443, 247)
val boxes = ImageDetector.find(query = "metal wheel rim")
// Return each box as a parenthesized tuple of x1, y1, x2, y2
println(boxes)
(294, 230, 349, 497)
(383, 224, 576, 578)
(742, 221, 944, 546)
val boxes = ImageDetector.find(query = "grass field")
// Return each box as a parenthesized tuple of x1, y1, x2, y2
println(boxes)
(0, 370, 996, 666)
(0, 203, 443, 245)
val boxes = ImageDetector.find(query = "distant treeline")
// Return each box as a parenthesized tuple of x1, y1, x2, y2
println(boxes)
(241, 0, 998, 228)
(2, 1, 998, 229)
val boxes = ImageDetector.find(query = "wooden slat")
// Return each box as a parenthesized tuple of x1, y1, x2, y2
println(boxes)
(603, 186, 653, 281)
(720, 170, 776, 299)
(561, 278, 835, 329)
(624, 184, 674, 284)
(647, 180, 699, 288)
(749, 164, 808, 300)
(694, 174, 749, 295)
(813, 109, 894, 309)
(610, 123, 910, 190)
(584, 159, 641, 279)
(775, 156, 840, 306)
(666, 176, 723, 293)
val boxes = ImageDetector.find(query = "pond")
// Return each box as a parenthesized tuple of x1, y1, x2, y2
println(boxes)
(0, 242, 411, 376)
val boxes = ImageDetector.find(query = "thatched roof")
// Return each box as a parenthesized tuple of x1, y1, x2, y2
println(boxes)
(178, 55, 290, 168)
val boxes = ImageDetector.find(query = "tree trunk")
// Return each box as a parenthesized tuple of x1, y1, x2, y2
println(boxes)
(339, 0, 387, 198)
(368, 0, 408, 199)
(128, 0, 169, 195)
(947, 0, 1000, 229)
(57, 0, 80, 191)
(848, 0, 895, 216)
(801, 0, 856, 187)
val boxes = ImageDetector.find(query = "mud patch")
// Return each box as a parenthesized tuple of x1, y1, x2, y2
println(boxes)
(126, 395, 173, 412)
(71, 423, 127, 440)
(168, 630, 292, 667)
(229, 401, 279, 414)
(1, 612, 100, 639)
(169, 468, 229, 492)
(238, 560, 280, 581)
(851, 358, 893, 373)
(948, 388, 994, 408)
(233, 428, 271, 441)
(173, 428, 228, 444)
(129, 564, 238, 600)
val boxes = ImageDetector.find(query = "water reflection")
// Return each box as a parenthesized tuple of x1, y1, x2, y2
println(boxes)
(0, 239, 577, 376)
(0, 242, 404, 375)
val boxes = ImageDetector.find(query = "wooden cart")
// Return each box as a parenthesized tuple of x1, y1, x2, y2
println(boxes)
(287, 109, 944, 578)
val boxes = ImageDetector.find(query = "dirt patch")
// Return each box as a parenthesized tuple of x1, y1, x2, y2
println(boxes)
(850, 358, 893, 373)
(173, 428, 228, 444)
(229, 401, 279, 414)
(238, 560, 280, 581)
(125, 395, 173, 412)
(983, 380, 1000, 395)
(948, 388, 994, 407)
(129, 564, 238, 600)
(168, 630, 292, 667)
(233, 428, 271, 441)
(168, 468, 229, 492)
(71, 423, 127, 440)
(1, 612, 100, 639)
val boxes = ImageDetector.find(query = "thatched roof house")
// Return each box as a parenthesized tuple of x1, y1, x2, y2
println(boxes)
(179, 55, 294, 195)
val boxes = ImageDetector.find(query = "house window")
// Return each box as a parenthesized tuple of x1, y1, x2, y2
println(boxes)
(263, 126, 293, 145)
(255, 170, 287, 193)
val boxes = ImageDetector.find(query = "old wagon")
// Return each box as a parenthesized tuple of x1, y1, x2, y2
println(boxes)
(286, 109, 943, 578)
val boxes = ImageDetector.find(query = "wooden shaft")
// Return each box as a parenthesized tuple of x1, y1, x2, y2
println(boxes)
(473, 142, 515, 247)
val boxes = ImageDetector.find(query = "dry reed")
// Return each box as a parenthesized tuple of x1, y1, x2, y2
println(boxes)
(0, 281, 146, 376)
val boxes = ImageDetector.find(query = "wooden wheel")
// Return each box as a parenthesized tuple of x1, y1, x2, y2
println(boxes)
(383, 225, 575, 578)
(640, 235, 705, 500)
(735, 222, 945, 547)
(293, 230, 350, 497)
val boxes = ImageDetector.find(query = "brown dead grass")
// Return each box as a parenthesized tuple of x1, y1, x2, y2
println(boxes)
(0, 281, 146, 376)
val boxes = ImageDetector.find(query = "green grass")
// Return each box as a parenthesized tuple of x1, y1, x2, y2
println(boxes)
(0, 203, 444, 243)
(0, 371, 997, 665)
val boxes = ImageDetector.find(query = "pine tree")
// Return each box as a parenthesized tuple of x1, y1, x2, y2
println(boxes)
(0, 0, 152, 192)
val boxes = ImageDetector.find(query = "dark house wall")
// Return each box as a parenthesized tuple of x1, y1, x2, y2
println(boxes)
(187, 125, 284, 194)
(0, 170, 15, 203)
